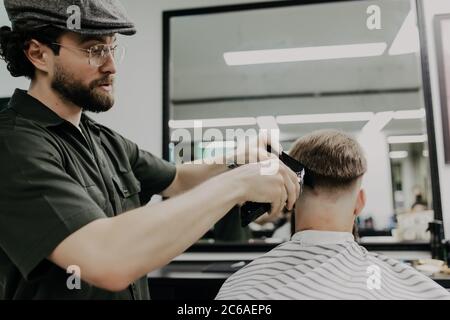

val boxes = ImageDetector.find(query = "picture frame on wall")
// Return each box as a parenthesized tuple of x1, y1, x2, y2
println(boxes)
(434, 14, 450, 164)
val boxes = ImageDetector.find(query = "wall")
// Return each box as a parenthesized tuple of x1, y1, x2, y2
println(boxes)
(0, 5, 28, 96)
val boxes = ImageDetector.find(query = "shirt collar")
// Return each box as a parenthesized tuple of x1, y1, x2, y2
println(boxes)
(8, 89, 66, 127)
(8, 89, 100, 132)
(291, 230, 355, 245)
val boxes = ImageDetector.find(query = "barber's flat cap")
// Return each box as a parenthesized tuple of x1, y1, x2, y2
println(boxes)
(4, 0, 136, 35)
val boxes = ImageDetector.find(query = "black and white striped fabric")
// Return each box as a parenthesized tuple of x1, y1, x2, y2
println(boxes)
(216, 231, 450, 300)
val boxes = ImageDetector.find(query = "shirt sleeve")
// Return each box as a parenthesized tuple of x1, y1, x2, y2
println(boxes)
(0, 131, 107, 280)
(120, 136, 177, 204)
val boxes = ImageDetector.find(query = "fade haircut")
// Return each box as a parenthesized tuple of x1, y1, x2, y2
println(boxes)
(289, 130, 367, 191)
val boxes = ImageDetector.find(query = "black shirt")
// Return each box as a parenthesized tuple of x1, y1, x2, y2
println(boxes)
(0, 89, 177, 300)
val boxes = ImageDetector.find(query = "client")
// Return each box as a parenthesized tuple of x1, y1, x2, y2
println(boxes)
(216, 130, 450, 300)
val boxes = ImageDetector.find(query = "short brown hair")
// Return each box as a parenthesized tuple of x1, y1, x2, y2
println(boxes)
(289, 130, 367, 190)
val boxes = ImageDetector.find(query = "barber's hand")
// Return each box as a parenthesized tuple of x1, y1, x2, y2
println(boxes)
(228, 157, 301, 216)
(231, 132, 283, 165)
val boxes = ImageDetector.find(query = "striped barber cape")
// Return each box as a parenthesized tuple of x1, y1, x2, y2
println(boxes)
(216, 230, 450, 300)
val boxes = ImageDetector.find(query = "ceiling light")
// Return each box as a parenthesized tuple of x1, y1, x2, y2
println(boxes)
(387, 134, 427, 144)
(224, 42, 387, 66)
(256, 116, 279, 130)
(388, 10, 420, 56)
(169, 117, 257, 129)
(362, 111, 394, 133)
(393, 108, 425, 120)
(389, 151, 409, 159)
(277, 112, 374, 125)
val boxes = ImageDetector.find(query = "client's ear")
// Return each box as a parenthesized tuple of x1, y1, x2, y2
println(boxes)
(354, 189, 366, 216)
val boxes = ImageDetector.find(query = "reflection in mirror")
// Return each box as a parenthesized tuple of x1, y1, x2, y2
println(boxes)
(165, 0, 436, 244)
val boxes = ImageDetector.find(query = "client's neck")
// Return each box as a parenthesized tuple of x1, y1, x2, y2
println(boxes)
(294, 195, 355, 234)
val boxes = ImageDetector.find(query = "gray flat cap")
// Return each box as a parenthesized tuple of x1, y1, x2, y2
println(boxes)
(4, 0, 136, 35)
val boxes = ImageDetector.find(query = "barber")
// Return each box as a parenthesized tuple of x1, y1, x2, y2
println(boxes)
(0, 0, 300, 299)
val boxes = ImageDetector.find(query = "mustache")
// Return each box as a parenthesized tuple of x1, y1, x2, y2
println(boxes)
(90, 76, 115, 89)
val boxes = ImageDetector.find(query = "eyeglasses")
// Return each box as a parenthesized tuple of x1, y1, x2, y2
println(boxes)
(51, 43, 126, 67)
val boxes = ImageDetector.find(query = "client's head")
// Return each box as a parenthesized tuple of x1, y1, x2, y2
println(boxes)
(289, 130, 367, 233)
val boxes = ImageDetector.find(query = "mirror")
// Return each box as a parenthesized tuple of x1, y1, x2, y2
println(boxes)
(164, 0, 440, 244)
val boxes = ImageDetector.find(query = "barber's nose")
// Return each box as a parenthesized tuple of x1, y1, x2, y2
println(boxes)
(99, 53, 117, 75)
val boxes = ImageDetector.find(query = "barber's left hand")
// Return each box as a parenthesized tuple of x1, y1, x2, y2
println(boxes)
(231, 132, 283, 165)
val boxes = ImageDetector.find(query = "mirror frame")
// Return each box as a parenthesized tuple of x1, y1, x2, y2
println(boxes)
(434, 13, 450, 164)
(162, 0, 444, 247)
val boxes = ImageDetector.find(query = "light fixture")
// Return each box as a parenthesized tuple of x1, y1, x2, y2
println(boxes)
(393, 108, 425, 120)
(277, 112, 374, 125)
(256, 116, 279, 130)
(388, 10, 420, 56)
(362, 109, 426, 133)
(362, 111, 394, 133)
(169, 117, 257, 129)
(387, 134, 427, 144)
(224, 42, 387, 66)
(389, 151, 409, 159)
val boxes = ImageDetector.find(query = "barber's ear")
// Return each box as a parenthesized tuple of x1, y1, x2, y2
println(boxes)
(354, 189, 366, 216)
(24, 40, 51, 74)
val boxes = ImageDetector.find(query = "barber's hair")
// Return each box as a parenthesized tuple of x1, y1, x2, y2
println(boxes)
(289, 130, 367, 190)
(0, 25, 64, 79)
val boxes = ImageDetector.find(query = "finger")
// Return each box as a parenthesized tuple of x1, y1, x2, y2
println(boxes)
(280, 187, 289, 216)
(276, 163, 293, 209)
(257, 147, 276, 162)
(283, 171, 298, 211)
(270, 186, 283, 216)
(283, 163, 301, 201)
(289, 166, 301, 205)
(258, 131, 269, 149)
(279, 188, 288, 217)
(270, 199, 284, 220)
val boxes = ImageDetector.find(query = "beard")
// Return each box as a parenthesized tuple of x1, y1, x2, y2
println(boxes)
(51, 63, 115, 113)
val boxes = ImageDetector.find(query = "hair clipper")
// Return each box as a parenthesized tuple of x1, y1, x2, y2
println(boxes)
(240, 151, 314, 227)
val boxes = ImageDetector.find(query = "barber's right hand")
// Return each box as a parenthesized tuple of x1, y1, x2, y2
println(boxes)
(227, 157, 300, 217)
